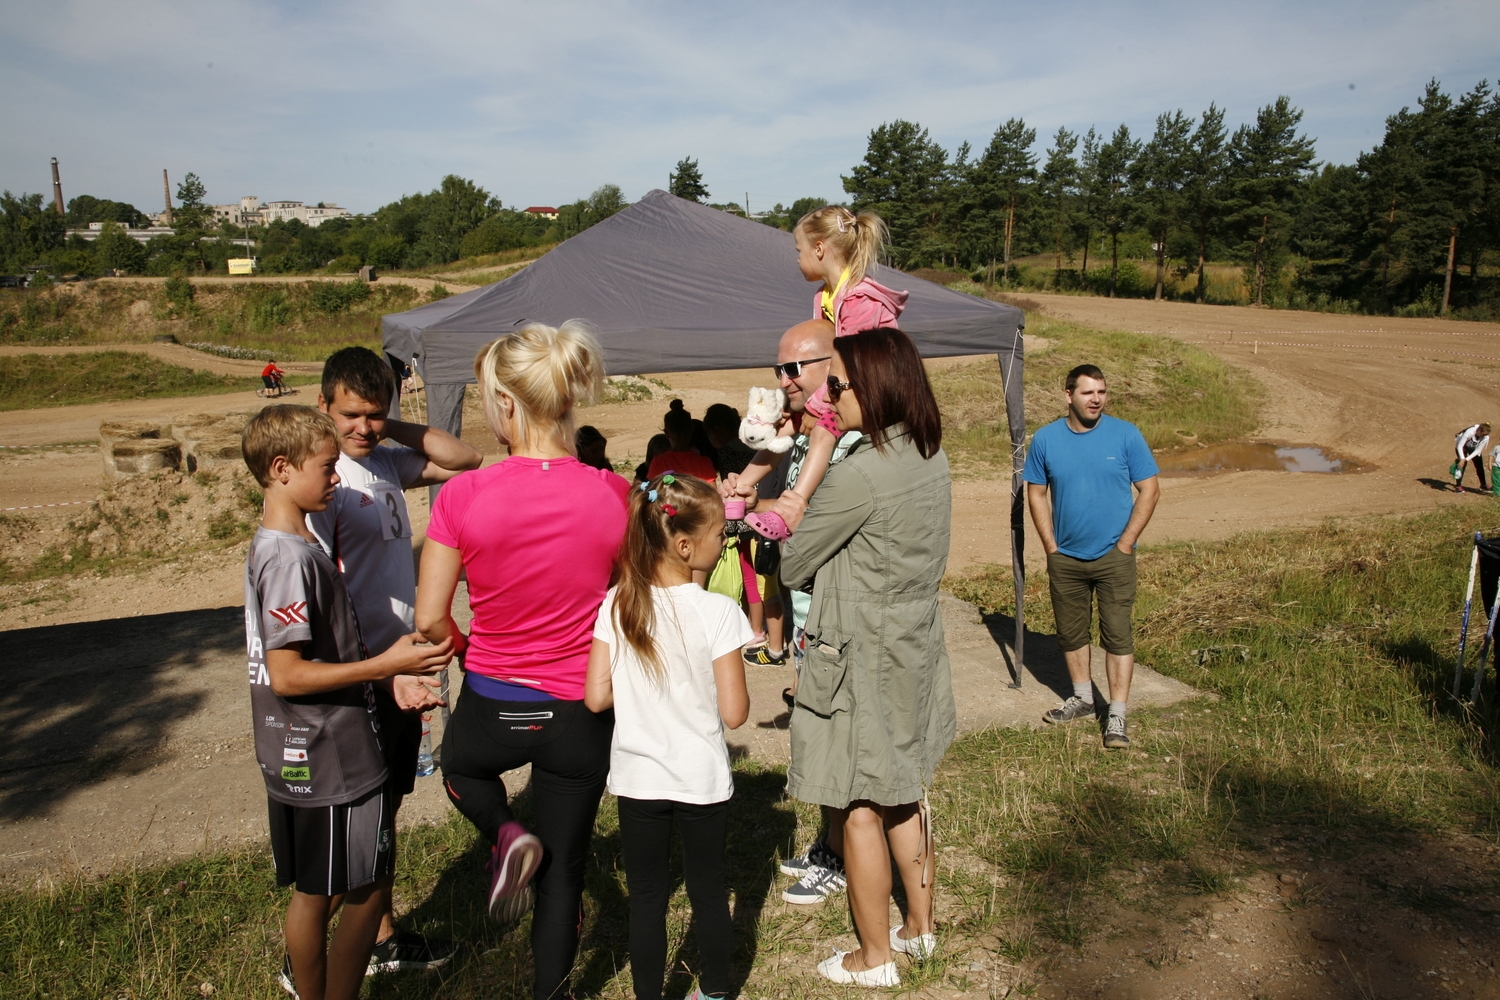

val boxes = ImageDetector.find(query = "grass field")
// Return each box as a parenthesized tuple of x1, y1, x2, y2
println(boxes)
(6, 506, 1498, 997)
(0, 352, 318, 411)
(929, 313, 1261, 478)
(0, 282, 423, 361)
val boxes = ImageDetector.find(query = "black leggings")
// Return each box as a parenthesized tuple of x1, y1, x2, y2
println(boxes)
(441, 685, 613, 1000)
(1459, 454, 1490, 490)
(617, 797, 733, 1000)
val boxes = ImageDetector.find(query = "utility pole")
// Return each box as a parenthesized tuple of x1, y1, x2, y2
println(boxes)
(161, 169, 173, 225)
(50, 158, 63, 215)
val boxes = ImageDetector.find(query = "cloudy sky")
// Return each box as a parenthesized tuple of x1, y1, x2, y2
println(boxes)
(3, 1, 1496, 215)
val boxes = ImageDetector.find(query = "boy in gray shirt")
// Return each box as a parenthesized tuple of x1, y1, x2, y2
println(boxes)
(241, 405, 452, 1000)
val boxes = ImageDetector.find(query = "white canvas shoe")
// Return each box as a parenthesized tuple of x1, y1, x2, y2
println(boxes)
(816, 950, 900, 987)
(890, 924, 938, 961)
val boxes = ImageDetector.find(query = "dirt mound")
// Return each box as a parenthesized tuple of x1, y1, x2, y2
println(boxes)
(0, 465, 261, 577)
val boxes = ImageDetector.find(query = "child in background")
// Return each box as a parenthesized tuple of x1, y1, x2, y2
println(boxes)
(648, 401, 717, 482)
(737, 206, 908, 540)
(240, 405, 452, 1000)
(633, 433, 671, 486)
(585, 473, 753, 1000)
(576, 425, 613, 471)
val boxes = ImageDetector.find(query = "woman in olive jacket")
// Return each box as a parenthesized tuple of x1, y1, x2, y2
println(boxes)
(779, 327, 955, 988)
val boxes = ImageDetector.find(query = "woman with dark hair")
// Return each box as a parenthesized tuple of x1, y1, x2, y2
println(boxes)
(778, 327, 954, 988)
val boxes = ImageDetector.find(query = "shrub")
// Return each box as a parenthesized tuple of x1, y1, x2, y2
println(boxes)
(250, 289, 290, 329)
(163, 276, 195, 311)
(309, 281, 371, 314)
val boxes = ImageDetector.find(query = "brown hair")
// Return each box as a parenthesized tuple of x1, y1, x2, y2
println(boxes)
(832, 328, 942, 459)
(474, 320, 604, 453)
(322, 345, 396, 409)
(612, 473, 723, 683)
(1065, 364, 1105, 392)
(795, 206, 889, 288)
(241, 405, 337, 487)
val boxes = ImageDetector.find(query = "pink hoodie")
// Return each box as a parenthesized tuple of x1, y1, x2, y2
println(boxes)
(803, 275, 910, 431)
(814, 275, 909, 337)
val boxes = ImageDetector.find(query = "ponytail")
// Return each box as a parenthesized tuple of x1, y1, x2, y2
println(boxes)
(613, 472, 722, 684)
(796, 205, 890, 287)
(474, 320, 604, 453)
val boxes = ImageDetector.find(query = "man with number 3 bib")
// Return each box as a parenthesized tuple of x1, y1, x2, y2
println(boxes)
(308, 346, 483, 978)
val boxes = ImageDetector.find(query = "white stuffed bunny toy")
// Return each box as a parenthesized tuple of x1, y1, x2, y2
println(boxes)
(739, 386, 793, 454)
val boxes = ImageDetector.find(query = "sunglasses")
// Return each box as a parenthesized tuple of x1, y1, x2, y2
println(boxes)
(826, 375, 853, 401)
(772, 356, 831, 380)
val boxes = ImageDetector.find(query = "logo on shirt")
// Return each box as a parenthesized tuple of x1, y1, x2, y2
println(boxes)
(281, 765, 311, 781)
(268, 602, 308, 626)
(282, 748, 308, 762)
(359, 493, 375, 507)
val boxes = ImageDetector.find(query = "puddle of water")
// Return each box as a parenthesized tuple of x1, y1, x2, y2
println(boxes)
(1158, 442, 1352, 476)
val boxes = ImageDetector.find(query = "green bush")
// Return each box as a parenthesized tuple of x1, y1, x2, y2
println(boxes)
(163, 276, 195, 310)
(250, 289, 290, 329)
(309, 281, 371, 314)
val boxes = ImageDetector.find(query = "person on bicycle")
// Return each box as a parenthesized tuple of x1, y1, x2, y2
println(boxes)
(261, 359, 286, 397)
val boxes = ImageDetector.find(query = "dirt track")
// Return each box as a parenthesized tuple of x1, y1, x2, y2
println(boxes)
(5, 294, 1500, 881)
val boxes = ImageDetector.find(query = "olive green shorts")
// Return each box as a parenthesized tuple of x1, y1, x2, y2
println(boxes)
(1047, 547, 1137, 655)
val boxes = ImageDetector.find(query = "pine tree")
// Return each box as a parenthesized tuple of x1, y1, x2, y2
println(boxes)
(1037, 128, 1080, 287)
(1182, 105, 1228, 303)
(1133, 110, 1194, 300)
(669, 158, 709, 203)
(843, 120, 950, 269)
(1075, 128, 1101, 277)
(1226, 97, 1316, 306)
(960, 119, 1037, 282)
(1094, 125, 1140, 297)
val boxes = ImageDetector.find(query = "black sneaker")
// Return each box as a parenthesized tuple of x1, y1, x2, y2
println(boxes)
(279, 954, 298, 998)
(1043, 695, 1096, 725)
(367, 928, 458, 974)
(744, 645, 789, 666)
(780, 838, 840, 877)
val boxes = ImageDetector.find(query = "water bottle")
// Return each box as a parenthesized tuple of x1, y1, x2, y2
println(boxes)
(415, 714, 435, 777)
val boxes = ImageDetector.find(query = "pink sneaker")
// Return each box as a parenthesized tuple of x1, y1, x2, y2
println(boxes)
(745, 511, 790, 541)
(487, 821, 543, 924)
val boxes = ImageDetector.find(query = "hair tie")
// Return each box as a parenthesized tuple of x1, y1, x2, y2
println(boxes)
(661, 503, 677, 517)
(660, 473, 676, 485)
(836, 211, 857, 233)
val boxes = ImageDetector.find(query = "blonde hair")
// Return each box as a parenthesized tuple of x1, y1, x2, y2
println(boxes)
(613, 472, 723, 683)
(473, 320, 605, 452)
(796, 206, 889, 288)
(241, 405, 337, 487)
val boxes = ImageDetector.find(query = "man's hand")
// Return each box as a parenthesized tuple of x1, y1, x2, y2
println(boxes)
(382, 632, 454, 676)
(1116, 541, 1134, 555)
(392, 672, 445, 712)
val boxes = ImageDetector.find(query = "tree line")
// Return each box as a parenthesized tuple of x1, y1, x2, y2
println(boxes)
(0, 174, 631, 278)
(841, 79, 1498, 317)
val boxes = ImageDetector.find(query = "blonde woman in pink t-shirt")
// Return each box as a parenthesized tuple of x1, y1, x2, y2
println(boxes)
(415, 320, 630, 1000)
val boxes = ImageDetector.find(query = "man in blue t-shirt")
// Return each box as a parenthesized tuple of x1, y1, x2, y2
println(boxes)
(1022, 364, 1160, 749)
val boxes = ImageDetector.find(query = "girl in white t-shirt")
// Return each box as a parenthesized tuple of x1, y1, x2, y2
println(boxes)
(585, 472, 752, 1000)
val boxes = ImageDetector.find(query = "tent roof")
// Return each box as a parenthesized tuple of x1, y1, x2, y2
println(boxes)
(383, 189, 1024, 383)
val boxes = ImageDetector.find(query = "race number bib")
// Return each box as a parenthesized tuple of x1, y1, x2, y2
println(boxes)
(371, 484, 409, 541)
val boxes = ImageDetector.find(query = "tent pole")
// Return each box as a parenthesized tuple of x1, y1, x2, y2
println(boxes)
(998, 341, 1026, 689)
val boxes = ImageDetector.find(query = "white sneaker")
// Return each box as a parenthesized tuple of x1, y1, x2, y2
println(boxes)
(889, 924, 937, 961)
(816, 950, 900, 987)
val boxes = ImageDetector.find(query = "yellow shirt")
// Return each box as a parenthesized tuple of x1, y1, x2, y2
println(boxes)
(820, 268, 852, 324)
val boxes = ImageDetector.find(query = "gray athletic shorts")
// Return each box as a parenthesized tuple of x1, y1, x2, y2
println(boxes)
(268, 781, 395, 896)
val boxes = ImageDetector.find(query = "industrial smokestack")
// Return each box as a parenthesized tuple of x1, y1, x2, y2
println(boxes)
(51, 158, 63, 216)
(162, 169, 173, 225)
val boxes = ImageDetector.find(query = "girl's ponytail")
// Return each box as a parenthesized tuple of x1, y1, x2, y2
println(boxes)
(612, 472, 722, 684)
(474, 320, 604, 453)
(796, 205, 890, 287)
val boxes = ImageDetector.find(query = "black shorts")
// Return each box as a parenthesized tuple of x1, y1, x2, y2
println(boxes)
(268, 781, 395, 895)
(375, 684, 423, 798)
(262, 375, 278, 388)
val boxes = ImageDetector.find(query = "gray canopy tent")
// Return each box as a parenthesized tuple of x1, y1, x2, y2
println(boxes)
(383, 189, 1030, 683)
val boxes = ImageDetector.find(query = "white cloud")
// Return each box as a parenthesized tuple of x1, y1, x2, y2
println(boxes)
(2, 0, 1496, 212)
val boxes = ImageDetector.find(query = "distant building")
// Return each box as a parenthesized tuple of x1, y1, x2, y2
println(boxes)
(67, 222, 176, 245)
(212, 196, 263, 227)
(524, 206, 559, 220)
(262, 200, 349, 227)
